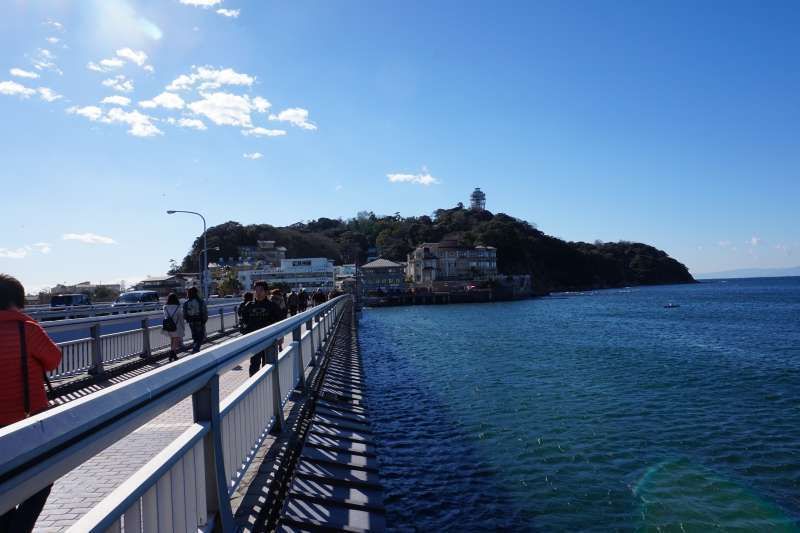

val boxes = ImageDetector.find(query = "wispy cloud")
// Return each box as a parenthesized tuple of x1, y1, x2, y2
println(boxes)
(0, 80, 36, 98)
(0, 242, 52, 259)
(180, 0, 222, 6)
(166, 117, 207, 131)
(241, 127, 286, 137)
(387, 167, 440, 186)
(748, 236, 761, 246)
(243, 152, 263, 160)
(67, 105, 104, 121)
(37, 87, 62, 102)
(268, 108, 317, 130)
(217, 8, 240, 18)
(101, 95, 131, 106)
(32, 48, 61, 74)
(63, 233, 117, 245)
(140, 92, 185, 110)
(102, 75, 134, 93)
(10, 68, 39, 79)
(167, 66, 254, 92)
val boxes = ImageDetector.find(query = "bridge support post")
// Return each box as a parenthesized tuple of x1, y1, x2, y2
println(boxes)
(292, 326, 304, 393)
(88, 324, 105, 376)
(218, 308, 224, 334)
(267, 343, 284, 435)
(140, 319, 151, 358)
(192, 375, 234, 532)
(306, 318, 315, 367)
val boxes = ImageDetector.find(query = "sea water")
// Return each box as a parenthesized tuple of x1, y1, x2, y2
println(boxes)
(359, 277, 800, 531)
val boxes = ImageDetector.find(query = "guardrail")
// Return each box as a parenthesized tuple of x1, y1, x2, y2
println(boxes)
(43, 304, 242, 379)
(0, 295, 348, 532)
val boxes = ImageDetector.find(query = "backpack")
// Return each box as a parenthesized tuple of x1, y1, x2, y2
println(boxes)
(162, 307, 178, 332)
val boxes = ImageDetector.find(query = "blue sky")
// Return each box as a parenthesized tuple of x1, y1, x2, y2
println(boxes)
(1, 0, 798, 292)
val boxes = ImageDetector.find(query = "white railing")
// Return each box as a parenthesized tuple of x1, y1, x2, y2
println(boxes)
(42, 305, 241, 379)
(0, 296, 348, 532)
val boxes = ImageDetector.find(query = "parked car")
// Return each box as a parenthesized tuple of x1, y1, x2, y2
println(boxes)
(50, 294, 91, 307)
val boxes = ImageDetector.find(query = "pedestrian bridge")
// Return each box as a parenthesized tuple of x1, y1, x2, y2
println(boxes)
(0, 295, 385, 531)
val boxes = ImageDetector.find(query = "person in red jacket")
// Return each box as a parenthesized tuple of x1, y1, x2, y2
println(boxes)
(0, 274, 62, 533)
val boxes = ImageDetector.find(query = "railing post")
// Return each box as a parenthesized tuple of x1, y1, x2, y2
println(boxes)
(306, 318, 315, 367)
(140, 318, 151, 358)
(292, 326, 304, 393)
(192, 375, 234, 532)
(218, 308, 224, 334)
(88, 324, 104, 376)
(267, 343, 284, 434)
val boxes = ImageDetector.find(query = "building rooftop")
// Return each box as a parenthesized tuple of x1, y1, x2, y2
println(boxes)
(361, 258, 405, 269)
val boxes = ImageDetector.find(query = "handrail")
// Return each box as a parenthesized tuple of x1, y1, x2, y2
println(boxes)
(40, 302, 239, 334)
(0, 295, 348, 525)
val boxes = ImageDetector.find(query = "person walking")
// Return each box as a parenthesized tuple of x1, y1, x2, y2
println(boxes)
(0, 274, 62, 533)
(287, 290, 298, 316)
(238, 291, 253, 332)
(270, 289, 288, 321)
(312, 288, 326, 306)
(161, 293, 185, 362)
(240, 281, 281, 376)
(182, 287, 208, 353)
(298, 288, 309, 313)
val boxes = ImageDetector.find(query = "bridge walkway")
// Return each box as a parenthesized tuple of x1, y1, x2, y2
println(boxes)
(35, 329, 294, 532)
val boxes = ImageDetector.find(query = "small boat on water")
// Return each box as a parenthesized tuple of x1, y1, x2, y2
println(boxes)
(664, 303, 680, 309)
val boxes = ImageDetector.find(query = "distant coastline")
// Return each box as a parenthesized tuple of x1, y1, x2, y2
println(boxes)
(694, 266, 800, 280)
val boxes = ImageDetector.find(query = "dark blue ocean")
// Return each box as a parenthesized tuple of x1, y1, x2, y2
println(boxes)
(358, 277, 800, 531)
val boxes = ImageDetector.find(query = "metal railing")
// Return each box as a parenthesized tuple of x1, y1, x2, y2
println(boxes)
(0, 295, 348, 532)
(43, 304, 241, 379)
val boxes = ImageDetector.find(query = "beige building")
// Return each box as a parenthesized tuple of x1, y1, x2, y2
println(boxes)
(237, 240, 287, 267)
(406, 240, 497, 285)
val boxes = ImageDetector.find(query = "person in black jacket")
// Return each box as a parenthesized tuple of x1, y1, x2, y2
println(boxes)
(237, 291, 253, 333)
(298, 289, 308, 312)
(240, 281, 281, 376)
(182, 287, 208, 353)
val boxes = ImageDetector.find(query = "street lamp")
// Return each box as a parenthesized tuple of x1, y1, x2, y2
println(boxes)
(167, 210, 209, 299)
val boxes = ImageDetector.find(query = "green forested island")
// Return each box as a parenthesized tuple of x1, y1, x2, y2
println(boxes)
(180, 205, 694, 293)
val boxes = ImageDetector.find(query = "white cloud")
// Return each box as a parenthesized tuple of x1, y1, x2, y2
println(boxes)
(67, 105, 103, 121)
(102, 75, 134, 93)
(37, 87, 62, 102)
(0, 80, 36, 98)
(32, 48, 61, 74)
(0, 248, 29, 259)
(180, 0, 223, 6)
(63, 233, 117, 245)
(103, 108, 162, 137)
(241, 127, 286, 137)
(44, 19, 64, 31)
(88, 57, 125, 72)
(187, 92, 255, 127)
(166, 65, 254, 91)
(748, 236, 761, 246)
(268, 107, 317, 130)
(387, 168, 440, 186)
(143, 65, 155, 73)
(167, 117, 207, 130)
(243, 152, 263, 160)
(46, 37, 60, 45)
(140, 92, 185, 109)
(101, 95, 131, 106)
(116, 48, 148, 67)
(217, 8, 240, 17)
(10, 68, 39, 79)
(252, 96, 271, 112)
(31, 243, 52, 254)
(775, 243, 791, 254)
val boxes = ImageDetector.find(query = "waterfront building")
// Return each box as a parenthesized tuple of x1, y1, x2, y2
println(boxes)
(406, 239, 497, 286)
(335, 264, 357, 281)
(134, 275, 189, 296)
(361, 258, 406, 295)
(237, 257, 335, 291)
(236, 240, 287, 267)
(470, 187, 486, 211)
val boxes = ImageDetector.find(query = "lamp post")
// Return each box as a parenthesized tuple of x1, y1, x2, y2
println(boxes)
(167, 210, 209, 299)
